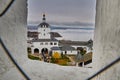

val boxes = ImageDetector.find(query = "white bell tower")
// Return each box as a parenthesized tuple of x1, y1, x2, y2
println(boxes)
(38, 14, 51, 39)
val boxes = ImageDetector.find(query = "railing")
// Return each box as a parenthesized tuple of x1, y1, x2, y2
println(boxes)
(86, 56, 120, 80)
(0, 37, 31, 80)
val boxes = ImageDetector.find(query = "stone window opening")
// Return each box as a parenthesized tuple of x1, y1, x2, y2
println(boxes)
(45, 42, 48, 45)
(34, 48, 39, 53)
(50, 42, 53, 45)
(54, 43, 57, 45)
(40, 42, 43, 45)
(44, 33, 45, 36)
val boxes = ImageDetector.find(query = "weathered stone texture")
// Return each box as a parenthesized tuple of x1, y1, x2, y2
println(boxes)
(93, 0, 120, 79)
(0, 0, 27, 79)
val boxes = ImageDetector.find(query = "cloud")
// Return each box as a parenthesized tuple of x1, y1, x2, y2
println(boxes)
(28, 0, 96, 25)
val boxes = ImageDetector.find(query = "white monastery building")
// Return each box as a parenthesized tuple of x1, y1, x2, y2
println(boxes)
(29, 14, 60, 54)
(27, 14, 93, 55)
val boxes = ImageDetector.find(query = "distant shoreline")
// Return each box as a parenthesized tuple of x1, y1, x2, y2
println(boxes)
(27, 25, 94, 30)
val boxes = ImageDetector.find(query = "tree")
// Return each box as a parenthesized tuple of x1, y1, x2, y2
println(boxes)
(61, 52, 63, 58)
(75, 51, 82, 66)
(27, 47, 31, 53)
(76, 47, 86, 67)
(88, 39, 93, 51)
(53, 52, 61, 59)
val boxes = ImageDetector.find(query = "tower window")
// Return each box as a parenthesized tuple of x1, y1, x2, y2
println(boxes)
(44, 33, 45, 36)
(54, 43, 57, 45)
(45, 42, 48, 45)
(40, 42, 43, 45)
(44, 25, 46, 27)
(50, 42, 53, 45)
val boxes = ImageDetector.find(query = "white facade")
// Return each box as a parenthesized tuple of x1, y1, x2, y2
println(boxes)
(31, 41, 59, 54)
(55, 37, 63, 40)
(38, 14, 51, 39)
(38, 26, 51, 39)
(62, 50, 77, 55)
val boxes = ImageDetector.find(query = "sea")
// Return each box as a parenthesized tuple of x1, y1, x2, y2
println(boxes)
(27, 25, 94, 41)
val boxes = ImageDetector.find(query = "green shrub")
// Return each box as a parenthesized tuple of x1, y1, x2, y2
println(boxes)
(28, 54, 40, 60)
(51, 57, 59, 63)
(51, 56, 70, 66)
(27, 47, 31, 53)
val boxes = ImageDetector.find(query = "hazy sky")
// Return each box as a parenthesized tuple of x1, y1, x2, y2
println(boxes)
(28, 0, 96, 25)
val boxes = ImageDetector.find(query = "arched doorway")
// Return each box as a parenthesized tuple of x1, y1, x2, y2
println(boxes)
(34, 48, 39, 53)
(41, 48, 49, 62)
(41, 48, 48, 54)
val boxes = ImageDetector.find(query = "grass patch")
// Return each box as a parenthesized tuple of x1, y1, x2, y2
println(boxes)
(51, 55, 70, 66)
(28, 54, 41, 60)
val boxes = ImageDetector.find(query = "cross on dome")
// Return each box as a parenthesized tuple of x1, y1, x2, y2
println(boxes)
(42, 13, 46, 22)
(38, 13, 49, 28)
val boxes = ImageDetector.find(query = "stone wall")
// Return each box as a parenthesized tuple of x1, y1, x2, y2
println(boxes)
(0, 0, 27, 79)
(92, 61, 120, 80)
(0, 0, 27, 64)
(93, 0, 120, 79)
